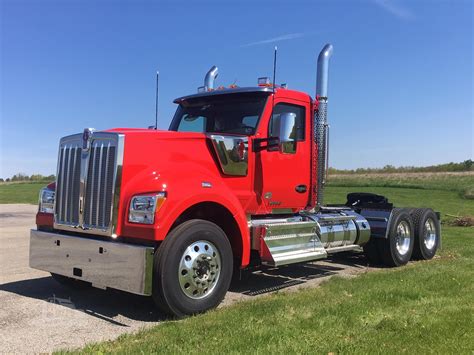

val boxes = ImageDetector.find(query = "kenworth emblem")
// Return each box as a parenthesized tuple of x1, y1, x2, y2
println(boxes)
(82, 128, 95, 150)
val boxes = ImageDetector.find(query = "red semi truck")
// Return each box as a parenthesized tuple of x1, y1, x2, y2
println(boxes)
(30, 44, 441, 317)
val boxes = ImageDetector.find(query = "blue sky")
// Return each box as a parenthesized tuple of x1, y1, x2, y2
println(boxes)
(1, 0, 472, 178)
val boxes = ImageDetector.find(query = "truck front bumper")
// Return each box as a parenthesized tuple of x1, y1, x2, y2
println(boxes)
(29, 229, 154, 296)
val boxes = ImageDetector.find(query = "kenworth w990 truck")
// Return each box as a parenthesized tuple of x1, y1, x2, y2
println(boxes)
(30, 44, 441, 317)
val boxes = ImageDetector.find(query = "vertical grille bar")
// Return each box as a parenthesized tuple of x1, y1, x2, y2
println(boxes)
(55, 141, 81, 225)
(96, 142, 104, 226)
(83, 138, 117, 230)
(64, 146, 71, 222)
(57, 147, 65, 221)
(101, 142, 111, 227)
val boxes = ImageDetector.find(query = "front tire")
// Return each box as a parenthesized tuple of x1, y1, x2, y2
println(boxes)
(378, 209, 414, 267)
(152, 219, 233, 317)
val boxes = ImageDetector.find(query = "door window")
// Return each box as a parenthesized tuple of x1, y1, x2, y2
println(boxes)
(269, 103, 305, 141)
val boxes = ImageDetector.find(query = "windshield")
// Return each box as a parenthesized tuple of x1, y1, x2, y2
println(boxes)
(169, 93, 268, 135)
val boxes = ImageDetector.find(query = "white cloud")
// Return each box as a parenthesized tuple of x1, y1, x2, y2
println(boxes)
(372, 0, 415, 20)
(241, 33, 305, 47)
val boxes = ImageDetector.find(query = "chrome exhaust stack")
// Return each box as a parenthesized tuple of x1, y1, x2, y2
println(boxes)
(315, 44, 333, 207)
(204, 65, 219, 91)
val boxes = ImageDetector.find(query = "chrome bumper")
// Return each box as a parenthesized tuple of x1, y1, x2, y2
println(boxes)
(29, 229, 154, 295)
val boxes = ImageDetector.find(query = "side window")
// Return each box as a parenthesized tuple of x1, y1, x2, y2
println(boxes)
(268, 103, 305, 141)
(177, 114, 206, 133)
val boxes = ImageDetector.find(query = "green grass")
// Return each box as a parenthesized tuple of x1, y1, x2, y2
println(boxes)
(0, 182, 48, 204)
(327, 172, 474, 200)
(59, 178, 474, 354)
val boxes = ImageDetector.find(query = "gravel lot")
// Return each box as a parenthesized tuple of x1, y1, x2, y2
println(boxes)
(0, 204, 371, 353)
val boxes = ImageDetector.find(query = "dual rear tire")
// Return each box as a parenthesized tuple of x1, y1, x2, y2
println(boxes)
(410, 208, 440, 260)
(363, 208, 440, 267)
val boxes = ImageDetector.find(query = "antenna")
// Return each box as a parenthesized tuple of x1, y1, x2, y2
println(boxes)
(272, 46, 278, 112)
(154, 71, 159, 130)
(272, 46, 277, 94)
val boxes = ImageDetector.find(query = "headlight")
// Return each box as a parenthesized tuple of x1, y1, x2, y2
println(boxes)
(128, 193, 166, 224)
(39, 188, 55, 214)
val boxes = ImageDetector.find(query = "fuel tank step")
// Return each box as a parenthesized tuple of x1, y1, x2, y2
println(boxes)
(251, 220, 327, 267)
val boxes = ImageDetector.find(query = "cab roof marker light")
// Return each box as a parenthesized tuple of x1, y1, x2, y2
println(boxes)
(258, 77, 271, 86)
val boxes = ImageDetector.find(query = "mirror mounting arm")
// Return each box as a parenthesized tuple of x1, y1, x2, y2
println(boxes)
(252, 137, 280, 152)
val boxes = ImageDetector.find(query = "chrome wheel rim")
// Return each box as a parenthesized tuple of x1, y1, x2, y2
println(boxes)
(423, 218, 437, 250)
(395, 220, 411, 255)
(178, 240, 221, 299)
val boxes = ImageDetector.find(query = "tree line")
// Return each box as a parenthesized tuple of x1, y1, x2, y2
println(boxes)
(1, 160, 472, 182)
(0, 173, 56, 183)
(328, 159, 473, 175)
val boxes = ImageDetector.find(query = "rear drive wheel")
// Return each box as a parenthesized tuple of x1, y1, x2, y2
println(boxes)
(378, 209, 414, 267)
(410, 208, 440, 260)
(152, 219, 233, 317)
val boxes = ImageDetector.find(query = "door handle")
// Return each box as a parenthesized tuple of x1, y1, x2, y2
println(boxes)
(295, 185, 307, 193)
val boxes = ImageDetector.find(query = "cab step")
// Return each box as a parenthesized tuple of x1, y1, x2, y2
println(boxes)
(251, 220, 327, 266)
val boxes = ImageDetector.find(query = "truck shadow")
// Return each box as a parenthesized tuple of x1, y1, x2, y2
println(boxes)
(0, 253, 373, 325)
(230, 252, 371, 295)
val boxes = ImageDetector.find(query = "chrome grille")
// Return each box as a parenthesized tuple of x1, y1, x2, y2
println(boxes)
(56, 143, 81, 225)
(83, 142, 116, 228)
(54, 132, 123, 236)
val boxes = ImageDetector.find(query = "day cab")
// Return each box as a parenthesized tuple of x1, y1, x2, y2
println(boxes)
(30, 44, 441, 317)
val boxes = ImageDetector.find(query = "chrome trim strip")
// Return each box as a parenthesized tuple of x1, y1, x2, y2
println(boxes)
(111, 134, 125, 236)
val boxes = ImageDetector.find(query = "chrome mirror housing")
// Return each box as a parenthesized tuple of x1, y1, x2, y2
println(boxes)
(276, 112, 297, 154)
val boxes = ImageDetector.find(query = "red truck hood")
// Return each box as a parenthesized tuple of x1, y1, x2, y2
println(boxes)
(106, 128, 206, 140)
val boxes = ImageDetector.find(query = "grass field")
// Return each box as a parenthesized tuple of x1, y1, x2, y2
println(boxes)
(328, 171, 474, 200)
(1, 175, 472, 353)
(46, 173, 472, 354)
(0, 182, 47, 204)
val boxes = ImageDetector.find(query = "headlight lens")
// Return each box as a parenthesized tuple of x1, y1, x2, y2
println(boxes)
(39, 188, 55, 214)
(128, 193, 166, 224)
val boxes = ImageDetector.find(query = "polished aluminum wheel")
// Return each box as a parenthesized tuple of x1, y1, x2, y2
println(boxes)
(178, 240, 221, 299)
(395, 220, 411, 255)
(423, 218, 437, 250)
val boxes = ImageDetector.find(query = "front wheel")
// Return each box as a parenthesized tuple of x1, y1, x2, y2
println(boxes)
(152, 219, 233, 317)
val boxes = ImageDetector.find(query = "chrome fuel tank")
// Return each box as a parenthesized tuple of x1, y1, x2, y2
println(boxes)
(303, 210, 371, 248)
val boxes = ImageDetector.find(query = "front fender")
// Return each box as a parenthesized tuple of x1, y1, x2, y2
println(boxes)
(118, 166, 251, 267)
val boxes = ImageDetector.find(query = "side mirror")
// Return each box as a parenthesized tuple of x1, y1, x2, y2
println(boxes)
(276, 112, 297, 154)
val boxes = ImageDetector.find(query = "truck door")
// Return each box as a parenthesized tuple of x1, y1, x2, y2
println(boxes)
(255, 99, 311, 212)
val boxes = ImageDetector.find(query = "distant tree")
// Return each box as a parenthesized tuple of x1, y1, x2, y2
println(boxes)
(11, 173, 29, 181)
(0, 178, 4, 182)
(463, 159, 473, 171)
(5, 178, 10, 182)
